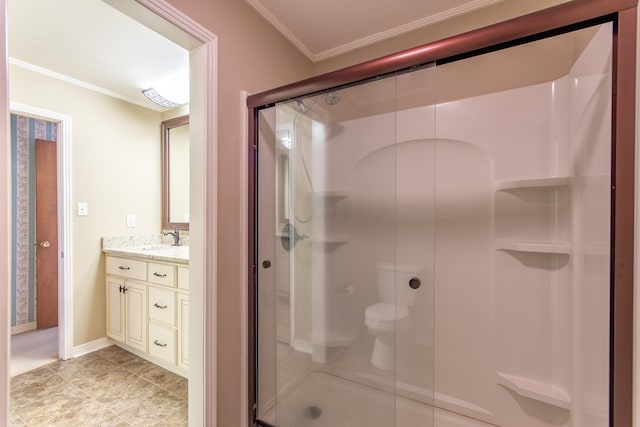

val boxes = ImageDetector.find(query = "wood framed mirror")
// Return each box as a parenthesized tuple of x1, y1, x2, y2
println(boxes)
(162, 115, 189, 231)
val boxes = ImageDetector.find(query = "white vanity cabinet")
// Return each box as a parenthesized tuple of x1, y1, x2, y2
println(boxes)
(105, 254, 189, 376)
(125, 282, 147, 351)
(106, 257, 147, 353)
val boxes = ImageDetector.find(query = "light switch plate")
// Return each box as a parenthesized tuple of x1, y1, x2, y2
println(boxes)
(77, 202, 88, 216)
(126, 214, 137, 228)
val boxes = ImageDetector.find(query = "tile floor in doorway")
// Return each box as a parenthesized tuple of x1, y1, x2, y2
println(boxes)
(10, 345, 188, 426)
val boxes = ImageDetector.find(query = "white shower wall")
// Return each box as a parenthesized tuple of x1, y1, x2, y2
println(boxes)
(297, 23, 612, 427)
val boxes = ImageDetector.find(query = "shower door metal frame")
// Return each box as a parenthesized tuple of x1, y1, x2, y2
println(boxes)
(247, 0, 637, 425)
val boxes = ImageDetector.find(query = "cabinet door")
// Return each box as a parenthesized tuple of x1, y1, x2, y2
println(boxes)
(125, 281, 147, 352)
(178, 292, 189, 368)
(106, 277, 125, 342)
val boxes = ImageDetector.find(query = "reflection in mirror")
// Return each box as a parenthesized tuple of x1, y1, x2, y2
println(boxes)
(162, 115, 189, 230)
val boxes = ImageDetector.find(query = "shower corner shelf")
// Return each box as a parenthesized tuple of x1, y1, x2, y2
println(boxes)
(310, 235, 349, 244)
(495, 239, 571, 255)
(495, 176, 570, 191)
(313, 189, 350, 199)
(496, 371, 571, 409)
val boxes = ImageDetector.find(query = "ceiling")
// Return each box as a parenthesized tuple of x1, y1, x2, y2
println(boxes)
(7, 0, 189, 111)
(7, 0, 507, 111)
(245, 0, 505, 61)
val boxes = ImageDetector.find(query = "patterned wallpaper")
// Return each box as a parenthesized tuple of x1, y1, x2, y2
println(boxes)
(10, 114, 57, 328)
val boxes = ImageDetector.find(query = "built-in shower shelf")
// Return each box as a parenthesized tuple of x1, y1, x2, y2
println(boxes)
(495, 239, 571, 254)
(313, 189, 349, 199)
(310, 235, 349, 244)
(496, 371, 571, 409)
(495, 176, 570, 191)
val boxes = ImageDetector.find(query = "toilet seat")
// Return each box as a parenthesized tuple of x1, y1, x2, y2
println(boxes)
(365, 303, 409, 329)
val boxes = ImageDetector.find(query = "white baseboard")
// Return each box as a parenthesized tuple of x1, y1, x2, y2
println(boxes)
(11, 322, 36, 335)
(72, 337, 113, 358)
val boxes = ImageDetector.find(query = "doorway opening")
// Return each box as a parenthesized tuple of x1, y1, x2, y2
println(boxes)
(9, 104, 72, 377)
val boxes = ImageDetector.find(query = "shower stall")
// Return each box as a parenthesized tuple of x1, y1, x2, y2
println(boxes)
(248, 2, 636, 426)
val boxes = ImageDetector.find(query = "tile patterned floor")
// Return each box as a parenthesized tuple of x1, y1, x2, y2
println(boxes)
(10, 345, 188, 426)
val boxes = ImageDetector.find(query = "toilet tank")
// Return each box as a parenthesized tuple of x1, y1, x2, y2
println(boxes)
(376, 263, 421, 306)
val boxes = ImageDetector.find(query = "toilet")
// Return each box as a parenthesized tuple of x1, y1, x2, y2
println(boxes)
(365, 263, 420, 371)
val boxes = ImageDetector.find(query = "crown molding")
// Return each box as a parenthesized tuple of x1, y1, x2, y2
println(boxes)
(314, 0, 505, 61)
(8, 57, 164, 111)
(246, 0, 505, 62)
(245, 0, 316, 59)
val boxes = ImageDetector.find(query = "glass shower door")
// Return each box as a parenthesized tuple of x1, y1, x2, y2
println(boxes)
(255, 20, 613, 427)
(256, 65, 436, 427)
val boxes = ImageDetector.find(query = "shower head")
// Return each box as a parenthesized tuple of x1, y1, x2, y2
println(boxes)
(295, 92, 341, 114)
(323, 92, 341, 106)
(295, 99, 307, 112)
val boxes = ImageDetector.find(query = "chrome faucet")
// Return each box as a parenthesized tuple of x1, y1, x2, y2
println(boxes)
(164, 227, 181, 246)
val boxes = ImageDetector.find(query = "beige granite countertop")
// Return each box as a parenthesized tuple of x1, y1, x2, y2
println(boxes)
(102, 235, 189, 265)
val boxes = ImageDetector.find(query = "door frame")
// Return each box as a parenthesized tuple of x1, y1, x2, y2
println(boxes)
(10, 103, 73, 361)
(1, 1, 219, 426)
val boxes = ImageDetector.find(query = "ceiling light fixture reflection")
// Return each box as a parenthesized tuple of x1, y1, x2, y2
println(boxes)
(142, 88, 181, 108)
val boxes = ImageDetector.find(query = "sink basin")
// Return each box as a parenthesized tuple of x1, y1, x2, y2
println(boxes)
(139, 244, 172, 250)
(135, 244, 189, 260)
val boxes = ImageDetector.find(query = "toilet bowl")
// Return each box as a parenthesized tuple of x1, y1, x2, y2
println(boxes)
(365, 263, 421, 371)
(365, 302, 410, 370)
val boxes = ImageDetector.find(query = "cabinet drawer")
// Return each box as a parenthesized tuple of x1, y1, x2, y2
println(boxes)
(148, 286, 176, 326)
(106, 256, 146, 281)
(147, 263, 175, 287)
(178, 267, 189, 290)
(149, 323, 176, 365)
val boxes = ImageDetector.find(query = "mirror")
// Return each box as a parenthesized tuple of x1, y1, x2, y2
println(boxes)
(162, 115, 189, 230)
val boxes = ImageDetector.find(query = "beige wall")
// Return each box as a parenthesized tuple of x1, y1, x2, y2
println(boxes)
(162, 0, 314, 425)
(9, 64, 163, 346)
(313, 0, 572, 74)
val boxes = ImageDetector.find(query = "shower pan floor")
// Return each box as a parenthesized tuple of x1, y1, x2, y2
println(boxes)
(266, 371, 396, 427)
(262, 370, 495, 427)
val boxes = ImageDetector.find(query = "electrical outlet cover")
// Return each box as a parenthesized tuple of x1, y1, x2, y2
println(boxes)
(77, 202, 88, 216)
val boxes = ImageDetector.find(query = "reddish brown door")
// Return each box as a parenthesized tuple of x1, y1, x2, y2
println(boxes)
(35, 138, 58, 329)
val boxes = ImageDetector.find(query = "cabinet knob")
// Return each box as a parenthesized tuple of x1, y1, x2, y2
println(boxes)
(262, 260, 272, 269)
(39, 240, 51, 248)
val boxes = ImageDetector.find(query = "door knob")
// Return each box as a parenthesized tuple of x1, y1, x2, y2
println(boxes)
(39, 241, 51, 248)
